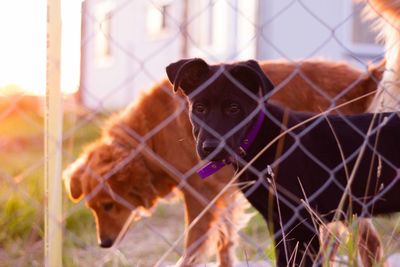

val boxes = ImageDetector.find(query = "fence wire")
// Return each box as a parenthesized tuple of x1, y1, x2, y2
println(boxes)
(2, 0, 400, 266)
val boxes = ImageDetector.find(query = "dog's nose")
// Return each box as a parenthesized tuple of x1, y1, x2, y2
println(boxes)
(99, 238, 114, 248)
(202, 139, 220, 154)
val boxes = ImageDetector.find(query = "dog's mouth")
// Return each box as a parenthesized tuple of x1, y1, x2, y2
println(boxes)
(198, 148, 226, 162)
(99, 237, 114, 248)
(99, 230, 129, 249)
(99, 211, 139, 249)
(197, 140, 238, 162)
(202, 151, 230, 162)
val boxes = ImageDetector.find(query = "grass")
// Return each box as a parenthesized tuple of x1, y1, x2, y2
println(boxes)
(1, 100, 400, 266)
(0, 107, 268, 266)
(0, 111, 44, 266)
(0, 105, 104, 266)
(0, 106, 186, 266)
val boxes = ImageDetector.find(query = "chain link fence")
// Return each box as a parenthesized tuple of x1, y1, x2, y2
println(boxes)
(1, 0, 400, 266)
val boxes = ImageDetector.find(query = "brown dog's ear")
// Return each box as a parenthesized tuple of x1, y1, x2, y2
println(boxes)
(63, 157, 86, 202)
(166, 58, 209, 95)
(231, 60, 275, 97)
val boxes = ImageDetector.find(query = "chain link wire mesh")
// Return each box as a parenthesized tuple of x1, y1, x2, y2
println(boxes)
(2, 0, 400, 266)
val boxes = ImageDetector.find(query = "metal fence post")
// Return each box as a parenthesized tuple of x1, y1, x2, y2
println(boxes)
(45, 0, 63, 266)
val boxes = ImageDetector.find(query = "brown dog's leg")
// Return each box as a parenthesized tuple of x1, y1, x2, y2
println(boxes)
(180, 191, 216, 266)
(319, 221, 345, 266)
(179, 174, 241, 267)
(214, 193, 251, 267)
(319, 219, 386, 267)
(357, 219, 388, 267)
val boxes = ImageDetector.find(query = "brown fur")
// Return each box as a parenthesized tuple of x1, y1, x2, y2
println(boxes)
(361, 0, 400, 112)
(319, 219, 387, 267)
(263, 59, 383, 113)
(64, 59, 383, 266)
(365, 0, 400, 21)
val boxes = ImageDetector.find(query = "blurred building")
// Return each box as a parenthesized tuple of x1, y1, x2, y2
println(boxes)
(78, 0, 383, 110)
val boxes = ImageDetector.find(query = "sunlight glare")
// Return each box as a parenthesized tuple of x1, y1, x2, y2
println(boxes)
(0, 0, 81, 95)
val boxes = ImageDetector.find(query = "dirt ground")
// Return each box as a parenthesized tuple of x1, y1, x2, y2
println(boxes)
(65, 200, 274, 267)
(65, 199, 400, 267)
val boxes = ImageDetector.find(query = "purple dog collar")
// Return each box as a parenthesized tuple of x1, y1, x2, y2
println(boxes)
(197, 110, 265, 179)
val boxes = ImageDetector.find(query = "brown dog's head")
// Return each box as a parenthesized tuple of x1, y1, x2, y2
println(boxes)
(63, 139, 170, 248)
(166, 58, 274, 161)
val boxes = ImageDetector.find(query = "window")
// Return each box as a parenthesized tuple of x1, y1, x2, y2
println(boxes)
(147, 2, 171, 38)
(346, 2, 382, 58)
(352, 2, 378, 45)
(189, 0, 229, 48)
(94, 1, 114, 66)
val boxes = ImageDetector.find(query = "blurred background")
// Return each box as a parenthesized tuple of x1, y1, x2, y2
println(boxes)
(0, 0, 394, 266)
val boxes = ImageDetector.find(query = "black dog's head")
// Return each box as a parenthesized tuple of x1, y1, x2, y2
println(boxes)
(166, 58, 274, 161)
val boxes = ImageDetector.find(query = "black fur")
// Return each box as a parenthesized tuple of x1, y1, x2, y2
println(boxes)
(166, 58, 400, 266)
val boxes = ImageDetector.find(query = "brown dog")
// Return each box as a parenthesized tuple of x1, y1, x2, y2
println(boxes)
(64, 59, 383, 266)
(361, 0, 400, 112)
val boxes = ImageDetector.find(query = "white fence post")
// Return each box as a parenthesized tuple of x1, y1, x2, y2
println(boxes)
(45, 0, 63, 266)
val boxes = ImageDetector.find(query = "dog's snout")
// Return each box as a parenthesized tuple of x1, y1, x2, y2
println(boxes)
(202, 139, 220, 154)
(99, 238, 114, 248)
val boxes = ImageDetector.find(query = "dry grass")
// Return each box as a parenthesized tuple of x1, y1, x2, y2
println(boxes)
(0, 96, 399, 266)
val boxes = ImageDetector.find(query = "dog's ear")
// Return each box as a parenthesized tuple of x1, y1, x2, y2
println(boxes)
(231, 60, 275, 97)
(63, 157, 86, 202)
(166, 58, 210, 95)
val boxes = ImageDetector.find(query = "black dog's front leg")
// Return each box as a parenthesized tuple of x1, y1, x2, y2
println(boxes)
(273, 213, 321, 267)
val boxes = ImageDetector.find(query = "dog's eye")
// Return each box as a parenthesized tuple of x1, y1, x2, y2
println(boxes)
(226, 103, 241, 115)
(102, 202, 115, 211)
(193, 103, 207, 114)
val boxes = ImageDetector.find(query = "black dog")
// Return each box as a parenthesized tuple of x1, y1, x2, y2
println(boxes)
(166, 58, 400, 266)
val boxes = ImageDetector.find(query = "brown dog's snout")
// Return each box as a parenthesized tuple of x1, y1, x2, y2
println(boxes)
(99, 237, 114, 248)
(202, 139, 220, 154)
